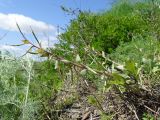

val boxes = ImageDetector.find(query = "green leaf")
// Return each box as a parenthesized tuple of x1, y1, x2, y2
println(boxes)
(28, 51, 38, 54)
(102, 51, 105, 58)
(11, 44, 25, 46)
(87, 95, 97, 105)
(22, 40, 30, 44)
(109, 73, 125, 85)
(125, 61, 138, 76)
(36, 48, 49, 57)
(152, 66, 160, 73)
(80, 69, 87, 75)
(75, 54, 81, 62)
(55, 60, 59, 69)
(40, 52, 50, 57)
(36, 48, 45, 54)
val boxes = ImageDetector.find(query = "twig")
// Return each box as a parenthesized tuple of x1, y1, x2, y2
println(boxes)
(30, 27, 41, 47)
(155, 107, 160, 119)
(16, 23, 27, 40)
(82, 111, 91, 120)
(90, 113, 93, 120)
(133, 110, 140, 120)
(20, 46, 34, 57)
(51, 109, 81, 113)
(0, 31, 9, 40)
(144, 105, 160, 115)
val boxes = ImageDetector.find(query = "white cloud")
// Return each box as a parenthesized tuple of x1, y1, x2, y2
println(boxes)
(40, 36, 59, 49)
(0, 45, 26, 57)
(0, 45, 21, 51)
(0, 13, 55, 33)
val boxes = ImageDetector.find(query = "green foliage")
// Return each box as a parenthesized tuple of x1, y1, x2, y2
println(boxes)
(87, 95, 97, 106)
(109, 73, 125, 86)
(142, 113, 155, 120)
(59, 1, 152, 53)
(110, 36, 160, 74)
(0, 54, 39, 120)
(100, 113, 113, 120)
(0, 53, 63, 119)
(31, 60, 63, 100)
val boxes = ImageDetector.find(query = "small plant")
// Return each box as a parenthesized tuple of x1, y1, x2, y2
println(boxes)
(142, 113, 154, 120)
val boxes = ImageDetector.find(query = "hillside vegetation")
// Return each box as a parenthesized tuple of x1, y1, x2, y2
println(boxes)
(1, 0, 160, 120)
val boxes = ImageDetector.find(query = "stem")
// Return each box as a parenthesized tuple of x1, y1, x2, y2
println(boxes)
(22, 61, 32, 119)
(25, 71, 31, 107)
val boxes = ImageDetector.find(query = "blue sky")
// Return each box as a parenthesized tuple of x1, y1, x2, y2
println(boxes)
(0, 0, 116, 53)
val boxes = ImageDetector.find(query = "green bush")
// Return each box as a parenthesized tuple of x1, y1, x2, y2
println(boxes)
(59, 1, 153, 53)
(110, 35, 160, 75)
